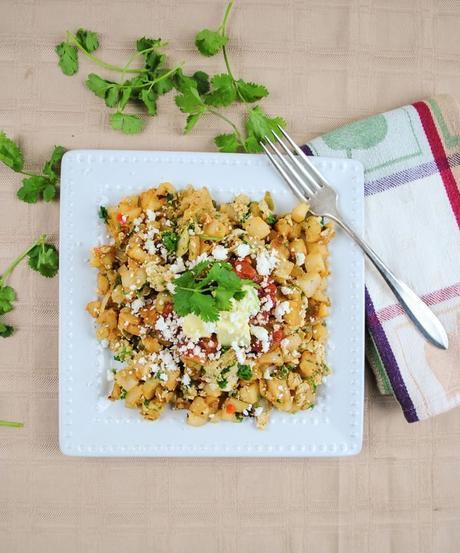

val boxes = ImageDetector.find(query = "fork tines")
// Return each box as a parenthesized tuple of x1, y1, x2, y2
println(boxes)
(260, 126, 326, 201)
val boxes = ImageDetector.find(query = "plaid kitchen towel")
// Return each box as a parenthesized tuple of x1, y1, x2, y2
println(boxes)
(305, 95, 460, 422)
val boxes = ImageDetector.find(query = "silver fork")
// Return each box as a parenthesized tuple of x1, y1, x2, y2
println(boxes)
(261, 126, 449, 350)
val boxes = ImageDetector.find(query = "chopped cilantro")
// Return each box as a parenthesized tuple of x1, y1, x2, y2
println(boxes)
(99, 206, 109, 223)
(119, 389, 127, 399)
(161, 231, 179, 253)
(266, 213, 277, 225)
(237, 364, 252, 380)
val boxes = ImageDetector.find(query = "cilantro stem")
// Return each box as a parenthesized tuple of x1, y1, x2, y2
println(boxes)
(175, 285, 213, 293)
(146, 63, 184, 92)
(207, 108, 244, 144)
(219, 1, 245, 103)
(0, 420, 24, 428)
(66, 31, 147, 74)
(19, 170, 39, 178)
(0, 234, 46, 286)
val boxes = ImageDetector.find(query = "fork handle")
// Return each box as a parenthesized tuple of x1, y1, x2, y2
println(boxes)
(327, 214, 449, 350)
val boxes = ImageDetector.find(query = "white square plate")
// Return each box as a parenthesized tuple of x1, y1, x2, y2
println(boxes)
(59, 150, 364, 457)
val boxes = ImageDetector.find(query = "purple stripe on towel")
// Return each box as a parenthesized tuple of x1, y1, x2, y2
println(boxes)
(365, 289, 419, 422)
(365, 151, 460, 196)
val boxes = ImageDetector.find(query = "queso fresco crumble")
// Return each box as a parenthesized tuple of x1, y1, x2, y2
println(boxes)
(86, 183, 333, 429)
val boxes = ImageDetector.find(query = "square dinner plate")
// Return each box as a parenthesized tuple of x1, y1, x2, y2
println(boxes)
(59, 150, 364, 457)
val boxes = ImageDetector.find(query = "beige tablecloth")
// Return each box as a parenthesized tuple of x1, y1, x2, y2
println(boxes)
(1, 1, 460, 551)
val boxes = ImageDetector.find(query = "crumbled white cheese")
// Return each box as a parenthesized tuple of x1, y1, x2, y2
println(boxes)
(133, 216, 143, 226)
(158, 372, 168, 382)
(188, 252, 209, 269)
(263, 368, 272, 380)
(212, 245, 228, 260)
(231, 341, 246, 364)
(274, 300, 291, 321)
(170, 257, 186, 273)
(182, 373, 191, 386)
(159, 349, 178, 372)
(280, 338, 290, 350)
(145, 239, 157, 255)
(166, 282, 176, 294)
(146, 209, 156, 221)
(250, 325, 270, 352)
(256, 249, 278, 276)
(295, 252, 305, 266)
(280, 286, 293, 296)
(131, 298, 145, 314)
(235, 243, 251, 258)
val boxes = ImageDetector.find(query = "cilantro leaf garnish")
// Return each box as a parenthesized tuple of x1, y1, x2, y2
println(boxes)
(236, 80, 269, 103)
(0, 132, 65, 203)
(214, 133, 241, 153)
(0, 234, 58, 339)
(195, 29, 228, 57)
(109, 113, 144, 134)
(55, 42, 78, 75)
(204, 73, 236, 107)
(0, 322, 14, 338)
(0, 131, 24, 172)
(27, 243, 59, 278)
(237, 364, 252, 380)
(0, 286, 16, 315)
(75, 29, 100, 53)
(99, 206, 109, 223)
(172, 260, 255, 322)
(161, 231, 179, 253)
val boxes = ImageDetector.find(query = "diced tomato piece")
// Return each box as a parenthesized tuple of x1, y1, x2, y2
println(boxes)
(272, 328, 284, 344)
(233, 257, 258, 281)
(116, 212, 123, 222)
(198, 336, 218, 355)
(265, 280, 277, 301)
(162, 302, 173, 316)
(226, 402, 236, 414)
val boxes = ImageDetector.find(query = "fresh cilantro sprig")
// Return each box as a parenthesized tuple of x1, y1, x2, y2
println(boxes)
(161, 231, 179, 253)
(237, 364, 252, 380)
(0, 132, 66, 203)
(177, 1, 286, 152)
(55, 5, 287, 147)
(173, 260, 255, 322)
(56, 30, 183, 134)
(0, 234, 59, 338)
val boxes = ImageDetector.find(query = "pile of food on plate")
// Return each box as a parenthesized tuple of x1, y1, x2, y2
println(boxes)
(86, 183, 333, 429)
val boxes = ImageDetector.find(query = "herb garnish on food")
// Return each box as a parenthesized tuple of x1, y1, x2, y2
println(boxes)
(173, 260, 255, 322)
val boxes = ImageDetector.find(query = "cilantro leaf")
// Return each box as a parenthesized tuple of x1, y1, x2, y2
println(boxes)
(136, 37, 166, 72)
(154, 69, 175, 95)
(246, 106, 287, 142)
(237, 364, 252, 380)
(184, 113, 203, 134)
(139, 89, 158, 116)
(189, 292, 219, 322)
(236, 80, 269, 103)
(99, 206, 109, 223)
(86, 73, 114, 99)
(175, 87, 206, 115)
(205, 73, 236, 107)
(17, 176, 55, 203)
(0, 322, 14, 338)
(75, 29, 100, 53)
(0, 132, 24, 172)
(109, 113, 144, 134)
(173, 69, 199, 94)
(118, 87, 132, 111)
(172, 260, 253, 322)
(105, 86, 120, 108)
(243, 135, 261, 153)
(266, 213, 277, 225)
(193, 71, 210, 95)
(214, 133, 241, 153)
(42, 145, 66, 183)
(161, 231, 179, 253)
(27, 243, 59, 278)
(0, 286, 16, 314)
(55, 42, 78, 76)
(195, 29, 228, 57)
